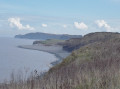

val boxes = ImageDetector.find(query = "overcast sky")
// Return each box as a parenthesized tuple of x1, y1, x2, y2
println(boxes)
(0, 0, 120, 37)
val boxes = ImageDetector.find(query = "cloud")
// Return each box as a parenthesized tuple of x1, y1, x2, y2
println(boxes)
(8, 17, 34, 30)
(42, 24, 47, 27)
(74, 22, 88, 30)
(95, 20, 113, 32)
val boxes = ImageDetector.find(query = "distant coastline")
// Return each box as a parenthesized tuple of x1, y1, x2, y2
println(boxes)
(18, 44, 70, 66)
(15, 32, 82, 40)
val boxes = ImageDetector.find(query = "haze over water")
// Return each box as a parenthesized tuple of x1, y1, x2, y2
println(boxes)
(0, 37, 58, 82)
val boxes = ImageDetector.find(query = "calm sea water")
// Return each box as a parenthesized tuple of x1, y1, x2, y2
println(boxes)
(0, 37, 58, 82)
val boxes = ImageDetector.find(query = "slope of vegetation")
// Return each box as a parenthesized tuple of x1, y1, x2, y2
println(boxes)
(62, 32, 120, 51)
(1, 32, 120, 89)
(33, 39, 65, 46)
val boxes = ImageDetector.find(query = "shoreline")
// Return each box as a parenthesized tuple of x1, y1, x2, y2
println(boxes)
(18, 44, 71, 66)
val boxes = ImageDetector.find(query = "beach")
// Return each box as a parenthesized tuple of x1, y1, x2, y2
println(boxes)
(18, 44, 71, 65)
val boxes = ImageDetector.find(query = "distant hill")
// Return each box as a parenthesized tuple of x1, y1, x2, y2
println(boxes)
(62, 32, 120, 51)
(15, 32, 82, 40)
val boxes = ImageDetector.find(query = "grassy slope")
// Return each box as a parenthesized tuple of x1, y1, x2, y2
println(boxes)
(33, 39, 65, 46)
(47, 37, 120, 89)
(1, 32, 120, 89)
(62, 32, 120, 51)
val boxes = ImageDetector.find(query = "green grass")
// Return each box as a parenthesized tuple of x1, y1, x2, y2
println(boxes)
(51, 46, 93, 71)
(40, 39, 65, 45)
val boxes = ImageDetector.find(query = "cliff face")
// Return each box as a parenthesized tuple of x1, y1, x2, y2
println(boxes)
(15, 32, 82, 40)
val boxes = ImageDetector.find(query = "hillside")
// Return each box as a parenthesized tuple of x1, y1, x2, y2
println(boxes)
(45, 36, 120, 89)
(1, 32, 120, 89)
(42, 32, 120, 89)
(62, 32, 120, 51)
(15, 32, 82, 40)
(33, 39, 65, 46)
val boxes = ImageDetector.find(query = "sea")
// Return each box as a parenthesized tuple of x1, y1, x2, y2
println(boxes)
(0, 37, 58, 82)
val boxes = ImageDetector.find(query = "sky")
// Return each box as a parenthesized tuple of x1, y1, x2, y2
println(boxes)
(0, 0, 120, 37)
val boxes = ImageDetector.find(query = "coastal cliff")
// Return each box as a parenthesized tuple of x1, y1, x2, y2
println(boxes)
(2, 32, 120, 89)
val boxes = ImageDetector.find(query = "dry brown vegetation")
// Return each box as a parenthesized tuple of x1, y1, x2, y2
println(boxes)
(1, 32, 120, 89)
